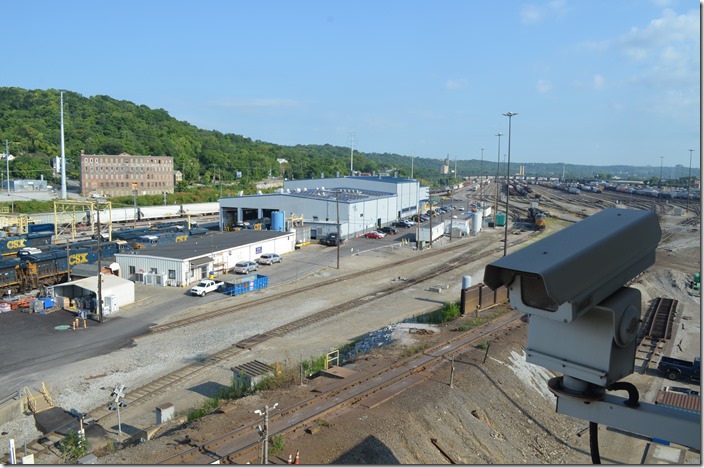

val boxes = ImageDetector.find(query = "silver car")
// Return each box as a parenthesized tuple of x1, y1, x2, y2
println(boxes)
(233, 260, 259, 274)
(257, 253, 282, 265)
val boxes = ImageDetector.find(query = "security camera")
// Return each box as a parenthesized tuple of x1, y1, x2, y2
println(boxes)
(484, 208, 661, 388)
(484, 208, 660, 323)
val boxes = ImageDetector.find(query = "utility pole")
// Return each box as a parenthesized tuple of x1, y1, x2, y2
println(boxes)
(335, 191, 340, 270)
(97, 205, 103, 323)
(416, 181, 420, 250)
(132, 184, 138, 228)
(5, 140, 9, 195)
(494, 133, 502, 227)
(60, 91, 67, 200)
(687, 149, 694, 213)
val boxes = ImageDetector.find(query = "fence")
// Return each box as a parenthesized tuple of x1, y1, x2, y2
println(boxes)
(460, 282, 509, 315)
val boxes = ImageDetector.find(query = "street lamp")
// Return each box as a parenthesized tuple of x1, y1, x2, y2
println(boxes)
(494, 133, 502, 227)
(502, 112, 518, 257)
(255, 402, 278, 465)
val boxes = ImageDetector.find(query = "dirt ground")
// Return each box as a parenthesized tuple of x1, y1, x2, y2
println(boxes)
(94, 208, 701, 465)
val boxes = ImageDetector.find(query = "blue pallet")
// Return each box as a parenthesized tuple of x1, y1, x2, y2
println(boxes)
(222, 274, 268, 296)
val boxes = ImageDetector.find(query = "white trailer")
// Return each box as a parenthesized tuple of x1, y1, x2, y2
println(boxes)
(419, 223, 445, 242)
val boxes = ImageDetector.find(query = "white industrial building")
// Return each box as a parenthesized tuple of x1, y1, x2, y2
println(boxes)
(114, 230, 295, 287)
(219, 176, 428, 240)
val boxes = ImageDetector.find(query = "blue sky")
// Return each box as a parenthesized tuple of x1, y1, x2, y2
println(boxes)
(3, 0, 700, 168)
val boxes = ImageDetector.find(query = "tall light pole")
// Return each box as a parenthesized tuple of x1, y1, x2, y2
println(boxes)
(687, 149, 694, 213)
(60, 92, 67, 200)
(660, 156, 664, 187)
(4, 140, 9, 195)
(502, 112, 518, 257)
(494, 133, 503, 228)
(480, 148, 484, 203)
(349, 132, 356, 176)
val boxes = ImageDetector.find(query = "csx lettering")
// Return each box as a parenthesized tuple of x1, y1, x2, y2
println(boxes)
(69, 253, 89, 265)
(175, 235, 189, 242)
(7, 239, 26, 249)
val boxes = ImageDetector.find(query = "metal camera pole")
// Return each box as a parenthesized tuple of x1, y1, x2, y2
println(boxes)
(255, 402, 278, 464)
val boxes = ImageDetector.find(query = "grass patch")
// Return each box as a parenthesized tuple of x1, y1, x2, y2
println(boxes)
(399, 342, 430, 358)
(269, 434, 285, 454)
(187, 395, 220, 421)
(455, 309, 505, 331)
(315, 418, 330, 427)
(416, 301, 461, 324)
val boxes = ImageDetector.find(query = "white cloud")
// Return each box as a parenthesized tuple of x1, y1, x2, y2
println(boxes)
(520, 5, 542, 24)
(536, 79, 553, 93)
(521, 0, 570, 24)
(445, 79, 468, 90)
(571, 74, 605, 91)
(593, 74, 605, 90)
(582, 8, 698, 61)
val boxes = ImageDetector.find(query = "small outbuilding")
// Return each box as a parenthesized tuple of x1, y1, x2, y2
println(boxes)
(49, 275, 136, 316)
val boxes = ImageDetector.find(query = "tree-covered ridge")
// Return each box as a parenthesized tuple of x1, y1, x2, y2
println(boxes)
(0, 87, 696, 191)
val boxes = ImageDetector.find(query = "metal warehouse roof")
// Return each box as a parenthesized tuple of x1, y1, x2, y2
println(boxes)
(117, 230, 291, 261)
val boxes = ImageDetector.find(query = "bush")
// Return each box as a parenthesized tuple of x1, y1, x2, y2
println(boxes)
(58, 430, 89, 463)
(269, 434, 285, 454)
(417, 302, 461, 324)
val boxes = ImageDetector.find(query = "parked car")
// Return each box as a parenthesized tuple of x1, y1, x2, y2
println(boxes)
(392, 221, 410, 228)
(379, 226, 398, 235)
(257, 253, 282, 265)
(232, 260, 259, 274)
(364, 231, 386, 239)
(319, 233, 346, 246)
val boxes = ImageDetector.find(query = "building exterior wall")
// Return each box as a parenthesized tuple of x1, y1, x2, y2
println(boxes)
(79, 152, 174, 197)
(220, 177, 425, 239)
(115, 233, 296, 287)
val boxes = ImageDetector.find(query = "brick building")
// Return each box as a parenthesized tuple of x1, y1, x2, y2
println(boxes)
(79, 152, 175, 197)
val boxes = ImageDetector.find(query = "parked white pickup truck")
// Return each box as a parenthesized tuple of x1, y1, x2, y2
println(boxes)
(190, 280, 224, 297)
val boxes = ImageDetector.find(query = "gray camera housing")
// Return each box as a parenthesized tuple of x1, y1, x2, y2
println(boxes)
(484, 208, 661, 323)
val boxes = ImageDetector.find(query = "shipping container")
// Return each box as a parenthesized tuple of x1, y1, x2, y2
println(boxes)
(222, 274, 268, 296)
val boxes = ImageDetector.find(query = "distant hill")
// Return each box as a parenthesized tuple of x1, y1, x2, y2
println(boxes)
(0, 87, 696, 190)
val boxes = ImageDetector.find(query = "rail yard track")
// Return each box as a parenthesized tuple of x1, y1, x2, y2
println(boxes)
(86, 230, 537, 424)
(157, 310, 525, 464)
(635, 297, 679, 373)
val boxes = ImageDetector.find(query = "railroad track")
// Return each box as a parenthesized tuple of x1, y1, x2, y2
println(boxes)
(87, 232, 535, 424)
(157, 310, 524, 464)
(635, 297, 678, 373)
